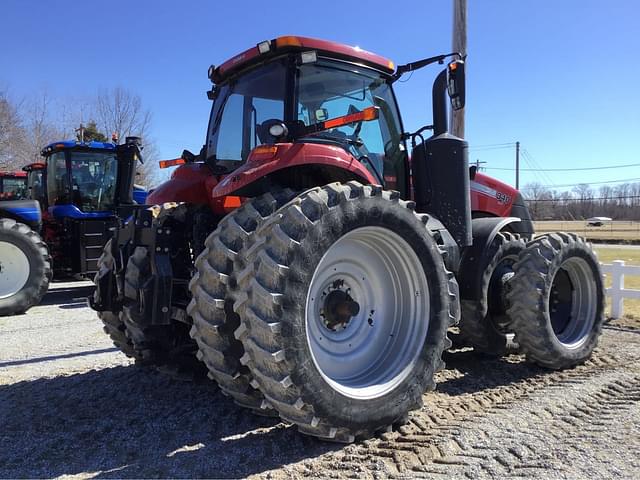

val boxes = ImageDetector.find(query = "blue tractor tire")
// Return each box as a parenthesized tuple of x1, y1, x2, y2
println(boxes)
(0, 218, 51, 315)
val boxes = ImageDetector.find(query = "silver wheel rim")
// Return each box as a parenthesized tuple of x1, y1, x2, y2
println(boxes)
(305, 226, 430, 400)
(549, 257, 597, 349)
(0, 241, 30, 299)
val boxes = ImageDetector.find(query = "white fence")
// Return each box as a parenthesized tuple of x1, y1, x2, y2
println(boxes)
(601, 260, 640, 318)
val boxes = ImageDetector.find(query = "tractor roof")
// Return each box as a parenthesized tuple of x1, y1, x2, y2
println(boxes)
(22, 162, 46, 172)
(0, 171, 27, 178)
(41, 140, 116, 156)
(213, 35, 395, 83)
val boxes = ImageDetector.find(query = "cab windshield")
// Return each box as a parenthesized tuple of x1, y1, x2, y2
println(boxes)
(205, 56, 407, 194)
(296, 60, 406, 191)
(46, 150, 118, 212)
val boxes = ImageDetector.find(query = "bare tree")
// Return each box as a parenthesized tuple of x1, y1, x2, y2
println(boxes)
(0, 90, 25, 169)
(57, 95, 94, 139)
(95, 87, 151, 141)
(94, 87, 157, 185)
(18, 91, 62, 166)
(522, 182, 553, 219)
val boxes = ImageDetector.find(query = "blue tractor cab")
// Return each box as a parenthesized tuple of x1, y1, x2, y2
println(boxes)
(38, 138, 147, 278)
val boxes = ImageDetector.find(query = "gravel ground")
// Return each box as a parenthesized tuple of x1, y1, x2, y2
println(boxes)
(1, 281, 640, 479)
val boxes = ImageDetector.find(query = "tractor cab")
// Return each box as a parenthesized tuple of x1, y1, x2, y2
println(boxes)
(41, 141, 121, 219)
(203, 38, 409, 197)
(0, 171, 28, 200)
(22, 163, 47, 207)
(39, 139, 146, 278)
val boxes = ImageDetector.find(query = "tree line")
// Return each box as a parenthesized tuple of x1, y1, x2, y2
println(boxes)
(522, 181, 640, 220)
(0, 87, 157, 184)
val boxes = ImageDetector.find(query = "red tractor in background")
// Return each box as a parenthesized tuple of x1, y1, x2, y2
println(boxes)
(0, 171, 28, 200)
(91, 36, 604, 442)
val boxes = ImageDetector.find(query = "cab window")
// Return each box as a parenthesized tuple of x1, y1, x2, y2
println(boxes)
(47, 152, 69, 206)
(296, 60, 406, 192)
(207, 60, 287, 170)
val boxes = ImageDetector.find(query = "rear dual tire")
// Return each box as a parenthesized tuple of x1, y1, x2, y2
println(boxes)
(234, 182, 458, 442)
(507, 233, 605, 369)
(188, 189, 296, 413)
(457, 232, 525, 355)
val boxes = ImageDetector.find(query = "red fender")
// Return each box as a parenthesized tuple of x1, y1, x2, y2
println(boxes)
(471, 172, 519, 217)
(147, 163, 214, 205)
(211, 143, 377, 198)
(146, 163, 239, 215)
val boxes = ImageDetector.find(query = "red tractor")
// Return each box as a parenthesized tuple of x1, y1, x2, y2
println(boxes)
(0, 171, 28, 200)
(91, 36, 604, 442)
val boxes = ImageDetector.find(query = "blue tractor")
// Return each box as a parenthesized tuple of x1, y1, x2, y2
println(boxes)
(25, 138, 147, 279)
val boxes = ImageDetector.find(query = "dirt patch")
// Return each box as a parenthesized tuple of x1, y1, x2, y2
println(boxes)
(608, 314, 640, 331)
(1, 282, 639, 479)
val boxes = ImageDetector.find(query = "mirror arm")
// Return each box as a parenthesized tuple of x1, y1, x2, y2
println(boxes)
(392, 52, 462, 82)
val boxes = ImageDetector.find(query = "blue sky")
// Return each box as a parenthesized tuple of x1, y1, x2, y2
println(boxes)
(1, 0, 638, 191)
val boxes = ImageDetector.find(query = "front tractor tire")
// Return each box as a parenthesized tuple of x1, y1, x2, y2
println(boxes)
(507, 233, 605, 369)
(457, 232, 525, 355)
(0, 218, 51, 316)
(188, 189, 296, 414)
(234, 182, 458, 442)
(94, 239, 140, 360)
(122, 245, 205, 377)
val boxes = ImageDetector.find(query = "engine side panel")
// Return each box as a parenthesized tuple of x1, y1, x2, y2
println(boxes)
(470, 172, 518, 217)
(471, 172, 534, 238)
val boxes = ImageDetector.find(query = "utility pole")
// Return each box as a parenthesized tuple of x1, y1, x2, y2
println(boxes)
(515, 141, 520, 190)
(451, 0, 467, 138)
(475, 159, 486, 171)
(75, 123, 85, 143)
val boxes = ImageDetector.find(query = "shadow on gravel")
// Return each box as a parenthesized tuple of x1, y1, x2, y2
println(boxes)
(604, 325, 640, 335)
(38, 284, 95, 308)
(0, 348, 120, 367)
(439, 349, 545, 395)
(0, 365, 340, 478)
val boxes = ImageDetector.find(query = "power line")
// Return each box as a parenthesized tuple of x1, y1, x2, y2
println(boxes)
(485, 161, 640, 172)
(523, 148, 555, 187)
(539, 177, 640, 188)
(469, 142, 516, 149)
(468, 144, 515, 151)
(525, 195, 640, 202)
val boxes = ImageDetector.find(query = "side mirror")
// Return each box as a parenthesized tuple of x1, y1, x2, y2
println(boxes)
(181, 149, 196, 163)
(447, 60, 466, 110)
(314, 108, 329, 122)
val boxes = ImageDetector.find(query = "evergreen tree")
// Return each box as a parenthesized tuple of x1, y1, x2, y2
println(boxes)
(79, 121, 108, 142)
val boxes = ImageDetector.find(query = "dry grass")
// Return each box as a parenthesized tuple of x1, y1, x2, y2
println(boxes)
(535, 220, 640, 242)
(594, 246, 640, 322)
